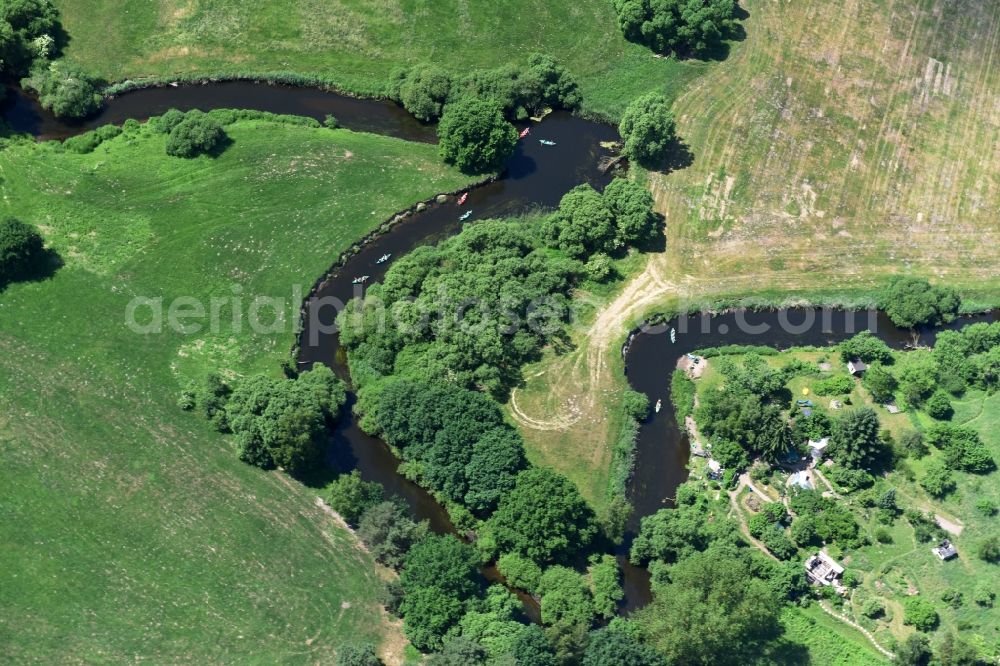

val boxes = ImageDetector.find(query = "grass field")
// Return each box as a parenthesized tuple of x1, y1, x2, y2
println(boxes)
(779, 605, 890, 666)
(52, 0, 712, 119)
(511, 0, 1000, 513)
(0, 120, 471, 662)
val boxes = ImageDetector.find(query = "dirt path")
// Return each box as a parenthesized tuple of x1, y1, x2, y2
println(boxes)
(728, 476, 779, 562)
(817, 601, 895, 661)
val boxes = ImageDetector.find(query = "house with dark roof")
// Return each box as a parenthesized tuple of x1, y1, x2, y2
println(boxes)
(932, 540, 958, 561)
(847, 359, 868, 376)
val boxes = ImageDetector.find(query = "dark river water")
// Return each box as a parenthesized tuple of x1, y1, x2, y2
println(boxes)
(8, 82, 994, 616)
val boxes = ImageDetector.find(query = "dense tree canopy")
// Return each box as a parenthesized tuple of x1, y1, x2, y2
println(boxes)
(365, 379, 528, 510)
(224, 366, 346, 476)
(630, 490, 737, 565)
(487, 467, 598, 563)
(612, 0, 740, 56)
(839, 330, 893, 364)
(543, 181, 661, 259)
(389, 65, 452, 121)
(356, 500, 428, 569)
(583, 625, 664, 666)
(881, 276, 961, 329)
(389, 54, 579, 122)
(0, 0, 61, 77)
(438, 97, 518, 174)
(399, 534, 482, 651)
(618, 92, 677, 167)
(638, 547, 783, 665)
(21, 60, 102, 119)
(0, 217, 45, 283)
(830, 407, 882, 469)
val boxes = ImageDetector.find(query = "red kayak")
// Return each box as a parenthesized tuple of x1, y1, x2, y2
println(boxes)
(457, 192, 469, 206)
(519, 127, 530, 139)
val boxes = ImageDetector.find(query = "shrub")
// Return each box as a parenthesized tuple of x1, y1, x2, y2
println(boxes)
(919, 459, 956, 498)
(325, 470, 384, 526)
(839, 331, 894, 364)
(618, 92, 677, 167)
(813, 375, 854, 396)
(881, 276, 961, 329)
(976, 535, 1000, 563)
(621, 389, 650, 421)
(336, 644, 383, 666)
(862, 365, 898, 403)
(63, 124, 122, 153)
(357, 501, 427, 569)
(21, 60, 103, 119)
(873, 527, 893, 544)
(323, 114, 340, 129)
(861, 597, 884, 618)
(154, 108, 186, 133)
(389, 65, 451, 121)
(496, 552, 542, 593)
(584, 252, 614, 282)
(925, 390, 953, 420)
(974, 498, 998, 516)
(973, 584, 995, 607)
(0, 217, 45, 282)
(165, 110, 226, 157)
(437, 97, 517, 174)
(899, 430, 928, 459)
(902, 597, 939, 631)
(612, 0, 741, 57)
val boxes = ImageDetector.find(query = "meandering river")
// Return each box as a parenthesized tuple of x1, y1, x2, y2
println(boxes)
(7, 82, 994, 615)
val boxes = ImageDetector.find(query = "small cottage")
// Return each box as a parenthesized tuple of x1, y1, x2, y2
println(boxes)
(932, 540, 958, 561)
(805, 551, 846, 593)
(847, 359, 868, 376)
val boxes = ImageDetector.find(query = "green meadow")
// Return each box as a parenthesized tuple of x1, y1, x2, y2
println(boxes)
(0, 118, 472, 662)
(51, 0, 711, 118)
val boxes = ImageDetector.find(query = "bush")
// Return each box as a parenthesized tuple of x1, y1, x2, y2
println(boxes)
(0, 217, 45, 282)
(618, 92, 677, 168)
(336, 644, 383, 666)
(612, 0, 741, 57)
(154, 108, 186, 133)
(860, 597, 884, 618)
(357, 501, 427, 569)
(323, 114, 340, 129)
(973, 584, 995, 607)
(21, 60, 103, 119)
(899, 430, 928, 459)
(496, 552, 542, 593)
(903, 597, 939, 631)
(325, 471, 384, 526)
(874, 526, 893, 544)
(389, 65, 451, 121)
(63, 124, 122, 154)
(925, 390, 953, 420)
(862, 365, 898, 404)
(881, 276, 961, 329)
(813, 375, 855, 396)
(975, 535, 1000, 563)
(974, 498, 998, 516)
(437, 97, 517, 174)
(165, 110, 226, 157)
(839, 331, 894, 364)
(919, 459, 955, 498)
